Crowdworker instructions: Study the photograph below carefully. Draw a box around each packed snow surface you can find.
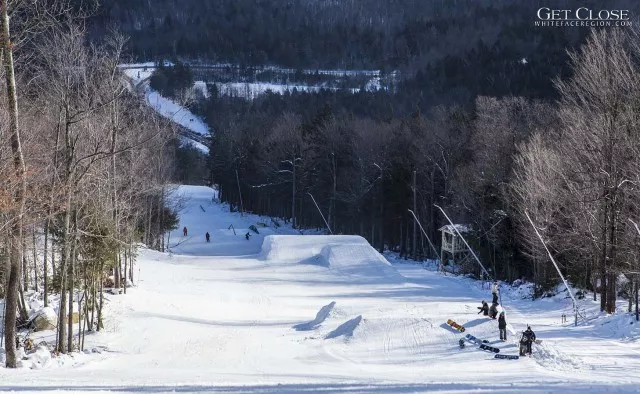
[3,185,640,392]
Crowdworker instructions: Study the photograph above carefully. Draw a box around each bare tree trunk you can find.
[145,201,152,246]
[123,249,127,294]
[57,194,71,353]
[77,294,81,349]
[43,219,49,306]
[90,276,96,331]
[18,280,27,321]
[97,261,104,331]
[329,154,336,230]
[32,226,38,293]
[67,209,78,353]
[412,170,417,260]
[113,255,120,289]
[629,280,633,313]
[600,209,607,312]
[43,123,61,308]
[291,160,295,228]
[22,237,28,290]
[129,246,134,283]
[635,275,638,321]
[159,186,165,252]
[51,242,56,279]
[235,168,244,217]
[378,183,384,254]
[4,239,21,368]
[2,0,27,368]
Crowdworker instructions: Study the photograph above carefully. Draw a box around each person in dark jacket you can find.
[183,226,188,236]
[498,311,507,341]
[521,326,536,355]
[477,300,489,316]
[489,303,498,319]
[205,232,210,242]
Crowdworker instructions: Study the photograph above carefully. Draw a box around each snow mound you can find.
[293,301,336,331]
[18,346,52,369]
[533,341,587,372]
[577,312,640,340]
[260,235,403,283]
[325,315,363,339]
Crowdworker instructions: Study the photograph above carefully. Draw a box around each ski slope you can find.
[2,185,640,393]
[120,64,210,154]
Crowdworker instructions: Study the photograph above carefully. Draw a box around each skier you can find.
[498,311,507,341]
[489,302,498,319]
[477,300,489,316]
[520,326,536,356]
[491,281,499,304]
[183,226,188,236]
[458,338,465,349]
[205,232,210,242]
[245,232,251,240]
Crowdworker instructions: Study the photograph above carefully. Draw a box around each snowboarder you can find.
[491,281,499,304]
[183,227,188,236]
[245,232,251,240]
[205,232,210,242]
[477,300,489,316]
[498,311,507,341]
[489,302,498,319]
[520,326,536,356]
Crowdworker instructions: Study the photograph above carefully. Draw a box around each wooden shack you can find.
[439,224,472,274]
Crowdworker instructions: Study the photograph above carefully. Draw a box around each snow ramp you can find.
[293,301,336,331]
[260,235,404,283]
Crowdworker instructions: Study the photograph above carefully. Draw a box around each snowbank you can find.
[13,345,108,370]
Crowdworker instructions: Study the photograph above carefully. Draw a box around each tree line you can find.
[208,28,640,318]
[78,0,636,84]
[0,2,178,368]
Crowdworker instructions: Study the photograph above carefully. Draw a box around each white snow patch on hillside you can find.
[144,89,209,136]
[120,67,210,154]
[213,82,361,99]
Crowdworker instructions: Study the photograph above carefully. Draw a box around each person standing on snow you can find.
[205,232,210,242]
[498,311,507,341]
[491,281,499,304]
[521,326,536,355]
[489,302,498,319]
[183,226,188,236]
[477,300,489,316]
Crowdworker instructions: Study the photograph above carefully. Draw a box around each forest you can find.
[0,1,179,369]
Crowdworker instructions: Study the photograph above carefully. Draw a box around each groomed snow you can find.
[3,185,640,393]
